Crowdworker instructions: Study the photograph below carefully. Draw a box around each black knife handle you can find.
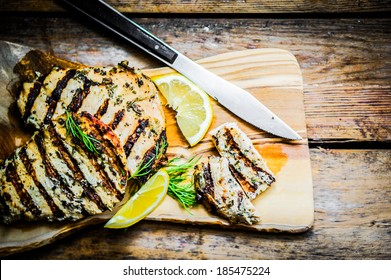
[62,0,178,64]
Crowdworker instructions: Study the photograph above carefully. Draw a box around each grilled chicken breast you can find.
[0,112,128,224]
[210,123,275,200]
[194,156,260,225]
[194,122,275,224]
[17,62,166,181]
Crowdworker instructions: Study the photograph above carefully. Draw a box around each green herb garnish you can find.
[65,111,100,155]
[128,155,155,180]
[128,138,168,180]
[165,156,200,213]
[126,137,199,212]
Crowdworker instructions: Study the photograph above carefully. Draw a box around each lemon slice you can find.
[104,169,169,229]
[152,73,213,146]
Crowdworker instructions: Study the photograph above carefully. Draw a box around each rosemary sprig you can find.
[65,111,100,155]
[165,156,201,212]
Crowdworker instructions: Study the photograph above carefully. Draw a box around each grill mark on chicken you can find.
[67,77,91,113]
[45,126,90,217]
[124,119,149,157]
[80,112,126,182]
[70,131,123,201]
[111,109,125,130]
[47,126,107,212]
[0,189,13,215]
[203,163,214,199]
[228,164,256,194]
[222,129,275,184]
[0,192,11,221]
[34,132,76,204]
[44,69,76,124]
[195,163,217,213]
[194,157,261,225]
[138,146,157,183]
[209,123,275,201]
[236,191,244,211]
[135,130,167,182]
[0,165,15,222]
[23,82,42,123]
[18,147,65,219]
[5,160,41,217]
[95,98,110,118]
[79,149,122,201]
[48,125,103,216]
[0,177,18,223]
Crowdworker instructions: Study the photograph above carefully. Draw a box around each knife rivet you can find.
[155,45,160,50]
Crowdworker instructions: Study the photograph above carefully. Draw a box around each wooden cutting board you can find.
[0,43,313,256]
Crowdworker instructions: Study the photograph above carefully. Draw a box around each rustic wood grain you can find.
[4,149,390,260]
[0,17,389,143]
[0,0,390,13]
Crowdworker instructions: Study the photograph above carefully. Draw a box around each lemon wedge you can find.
[104,169,169,229]
[152,73,213,147]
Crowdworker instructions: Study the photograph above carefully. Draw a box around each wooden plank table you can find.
[0,0,390,259]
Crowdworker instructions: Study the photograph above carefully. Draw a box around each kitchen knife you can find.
[62,0,301,140]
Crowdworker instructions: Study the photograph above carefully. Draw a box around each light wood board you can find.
[0,47,313,256]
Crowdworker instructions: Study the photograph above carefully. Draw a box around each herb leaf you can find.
[125,135,199,212]
[65,111,100,155]
[128,138,168,180]
[165,156,201,212]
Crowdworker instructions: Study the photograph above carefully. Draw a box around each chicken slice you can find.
[193,156,261,225]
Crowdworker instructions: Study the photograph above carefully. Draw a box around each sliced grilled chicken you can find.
[210,122,275,200]
[17,62,166,181]
[0,112,128,224]
[194,156,261,225]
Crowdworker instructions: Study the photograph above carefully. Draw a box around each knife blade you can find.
[62,0,301,140]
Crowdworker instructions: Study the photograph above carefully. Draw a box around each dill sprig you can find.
[126,136,199,212]
[65,111,100,155]
[128,155,155,180]
[128,138,168,180]
[165,156,201,212]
